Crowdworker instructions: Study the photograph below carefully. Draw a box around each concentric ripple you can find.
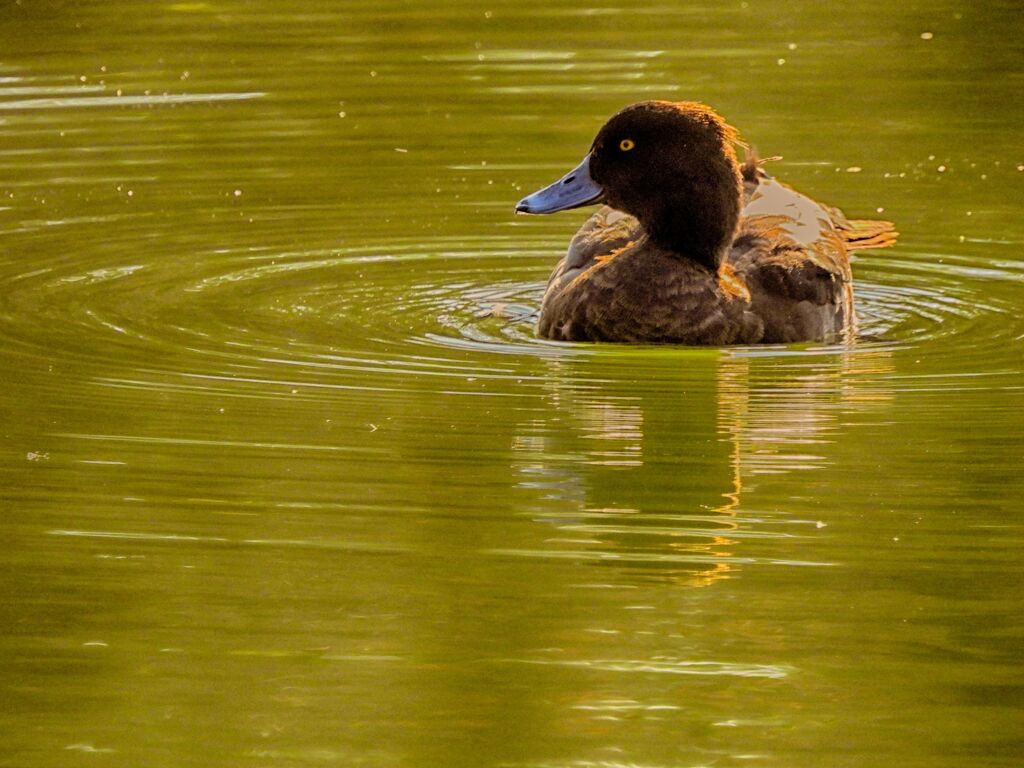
[2,227,1022,409]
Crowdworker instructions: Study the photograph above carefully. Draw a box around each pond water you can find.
[1,2,1022,766]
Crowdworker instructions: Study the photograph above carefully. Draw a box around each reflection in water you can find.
[511,347,895,587]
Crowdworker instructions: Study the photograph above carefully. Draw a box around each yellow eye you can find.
[619,138,635,152]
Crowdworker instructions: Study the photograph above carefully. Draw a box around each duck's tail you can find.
[834,215,899,250]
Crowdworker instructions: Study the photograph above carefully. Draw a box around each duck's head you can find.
[516,101,743,270]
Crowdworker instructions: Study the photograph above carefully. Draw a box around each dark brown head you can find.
[516,101,744,270]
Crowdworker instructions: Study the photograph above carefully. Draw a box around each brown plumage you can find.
[515,101,897,344]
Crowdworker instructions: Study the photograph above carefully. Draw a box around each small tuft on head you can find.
[740,148,782,182]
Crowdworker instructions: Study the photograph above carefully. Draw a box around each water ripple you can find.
[1,91,264,112]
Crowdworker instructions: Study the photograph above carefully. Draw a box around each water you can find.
[1,1,1022,766]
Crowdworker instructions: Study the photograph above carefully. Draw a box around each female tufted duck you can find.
[516,101,897,344]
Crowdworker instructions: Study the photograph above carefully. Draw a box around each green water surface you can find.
[1,1,1022,767]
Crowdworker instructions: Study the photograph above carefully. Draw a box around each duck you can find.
[515,101,897,344]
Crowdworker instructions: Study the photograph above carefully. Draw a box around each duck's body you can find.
[538,162,876,344]
[517,101,897,345]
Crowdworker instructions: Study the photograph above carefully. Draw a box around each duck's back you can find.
[729,165,856,343]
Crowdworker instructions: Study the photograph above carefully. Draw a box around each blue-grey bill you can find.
[515,153,604,214]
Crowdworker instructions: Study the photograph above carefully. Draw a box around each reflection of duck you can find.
[516,101,897,344]
[510,346,896,588]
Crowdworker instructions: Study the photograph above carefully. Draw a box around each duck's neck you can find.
[641,167,742,272]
